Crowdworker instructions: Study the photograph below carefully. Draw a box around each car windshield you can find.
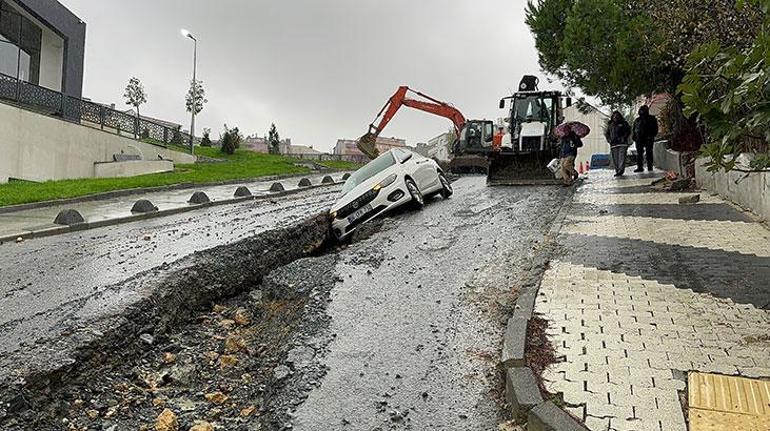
[341,151,396,195]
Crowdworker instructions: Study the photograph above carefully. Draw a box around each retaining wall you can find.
[695,157,770,221]
[94,160,174,178]
[0,102,195,183]
[653,141,696,178]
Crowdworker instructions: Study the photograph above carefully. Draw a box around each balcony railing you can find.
[0,72,191,147]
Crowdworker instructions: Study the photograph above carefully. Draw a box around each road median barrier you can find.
[131,199,158,213]
[53,209,85,225]
[188,191,211,204]
[270,182,285,192]
[322,176,335,184]
[298,178,312,187]
[234,186,252,197]
[0,182,341,245]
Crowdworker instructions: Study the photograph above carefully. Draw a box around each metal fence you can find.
[0,72,190,146]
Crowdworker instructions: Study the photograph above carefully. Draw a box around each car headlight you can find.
[373,174,397,191]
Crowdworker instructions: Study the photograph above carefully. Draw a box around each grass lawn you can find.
[0,147,316,207]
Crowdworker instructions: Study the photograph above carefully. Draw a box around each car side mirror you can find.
[401,153,413,163]
[499,99,505,109]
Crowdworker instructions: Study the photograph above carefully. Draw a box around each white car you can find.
[330,148,453,239]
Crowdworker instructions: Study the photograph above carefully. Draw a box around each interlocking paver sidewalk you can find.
[534,170,770,431]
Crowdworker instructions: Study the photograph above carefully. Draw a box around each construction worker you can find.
[559,130,583,186]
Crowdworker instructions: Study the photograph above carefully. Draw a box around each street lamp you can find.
[181,29,197,155]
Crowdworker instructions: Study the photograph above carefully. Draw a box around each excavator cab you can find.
[487,76,568,185]
[449,120,495,173]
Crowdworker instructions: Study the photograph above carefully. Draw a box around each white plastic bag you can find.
[547,158,561,173]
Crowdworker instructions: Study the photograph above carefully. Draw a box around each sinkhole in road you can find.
[0,212,355,430]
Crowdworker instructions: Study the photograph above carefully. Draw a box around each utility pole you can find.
[181,29,198,155]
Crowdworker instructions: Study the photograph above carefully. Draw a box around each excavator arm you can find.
[357,86,467,160]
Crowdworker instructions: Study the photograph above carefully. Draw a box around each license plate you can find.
[347,204,373,223]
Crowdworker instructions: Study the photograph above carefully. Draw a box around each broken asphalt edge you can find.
[500,184,589,431]
[0,212,334,417]
[0,182,338,244]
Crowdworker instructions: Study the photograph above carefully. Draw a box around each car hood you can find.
[330,167,399,212]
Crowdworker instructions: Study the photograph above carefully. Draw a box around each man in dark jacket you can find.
[559,131,583,186]
[632,105,659,172]
[605,111,631,177]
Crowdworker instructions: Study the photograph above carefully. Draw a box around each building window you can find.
[0,0,41,84]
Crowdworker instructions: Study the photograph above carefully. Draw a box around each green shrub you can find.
[220,125,243,155]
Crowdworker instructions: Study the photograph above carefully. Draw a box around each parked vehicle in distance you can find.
[330,148,453,239]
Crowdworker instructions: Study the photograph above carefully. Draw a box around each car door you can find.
[410,151,438,190]
[394,149,423,189]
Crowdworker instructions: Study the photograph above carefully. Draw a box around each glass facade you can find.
[0,0,41,83]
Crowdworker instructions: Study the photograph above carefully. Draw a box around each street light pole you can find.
[181,29,197,155]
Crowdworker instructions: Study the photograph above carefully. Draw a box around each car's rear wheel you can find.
[439,173,453,198]
[405,178,424,209]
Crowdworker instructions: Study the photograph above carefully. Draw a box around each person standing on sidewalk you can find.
[632,105,659,172]
[559,130,583,186]
[605,111,631,177]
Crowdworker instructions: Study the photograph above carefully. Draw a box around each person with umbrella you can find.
[555,122,588,186]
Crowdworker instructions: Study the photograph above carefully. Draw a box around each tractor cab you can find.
[498,76,566,154]
[453,119,495,155]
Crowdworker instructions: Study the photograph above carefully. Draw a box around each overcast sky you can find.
[59,0,564,152]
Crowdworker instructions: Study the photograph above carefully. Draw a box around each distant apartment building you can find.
[334,136,406,157]
[242,135,322,157]
[243,135,292,154]
[417,131,454,162]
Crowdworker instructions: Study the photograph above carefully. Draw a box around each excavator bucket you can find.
[356,133,380,160]
[487,151,562,186]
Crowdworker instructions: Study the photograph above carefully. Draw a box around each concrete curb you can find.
[0,170,346,214]
[501,184,588,430]
[0,182,338,244]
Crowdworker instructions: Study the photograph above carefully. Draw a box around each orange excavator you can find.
[357,86,499,173]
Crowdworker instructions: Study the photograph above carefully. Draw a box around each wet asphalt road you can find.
[292,176,569,430]
[0,186,341,357]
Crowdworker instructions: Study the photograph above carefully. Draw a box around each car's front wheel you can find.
[438,173,453,198]
[405,178,424,209]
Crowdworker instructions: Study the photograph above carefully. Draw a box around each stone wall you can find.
[653,141,696,178]
[696,157,770,221]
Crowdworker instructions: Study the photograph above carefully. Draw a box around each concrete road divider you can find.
[234,186,252,197]
[188,191,211,204]
[322,176,335,184]
[131,199,158,213]
[53,209,85,225]
[270,182,285,192]
[298,178,312,187]
[342,173,351,180]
